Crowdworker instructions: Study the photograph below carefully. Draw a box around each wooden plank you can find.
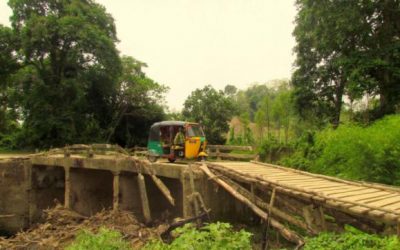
[209,152,256,160]
[278,179,334,184]
[295,181,347,187]
[265,176,317,181]
[322,187,367,195]
[334,189,383,199]
[379,202,400,211]
[296,183,346,189]
[207,145,253,151]
[311,185,350,191]
[365,196,400,207]
[236,170,295,176]
[232,168,289,174]
[351,192,397,203]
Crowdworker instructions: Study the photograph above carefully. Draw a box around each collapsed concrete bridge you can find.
[1,144,400,247]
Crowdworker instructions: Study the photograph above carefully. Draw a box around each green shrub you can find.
[312,115,400,185]
[66,227,130,250]
[281,115,400,185]
[143,222,252,250]
[304,226,400,250]
[258,136,294,163]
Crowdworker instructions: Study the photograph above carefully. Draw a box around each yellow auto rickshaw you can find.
[147,121,207,162]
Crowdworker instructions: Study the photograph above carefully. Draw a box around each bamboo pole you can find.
[200,164,304,247]
[319,206,327,231]
[140,162,175,206]
[150,175,175,206]
[220,175,313,234]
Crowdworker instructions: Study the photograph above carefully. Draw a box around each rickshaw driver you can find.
[174,127,185,145]
[172,127,185,157]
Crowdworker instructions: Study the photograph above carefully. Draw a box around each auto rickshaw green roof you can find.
[150,121,196,128]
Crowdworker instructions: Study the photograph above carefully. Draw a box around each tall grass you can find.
[282,115,400,185]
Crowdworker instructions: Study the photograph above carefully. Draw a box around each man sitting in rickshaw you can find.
[173,127,185,157]
[174,127,185,145]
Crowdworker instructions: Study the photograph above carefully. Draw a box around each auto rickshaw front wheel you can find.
[199,156,207,162]
[168,158,176,163]
[148,155,158,163]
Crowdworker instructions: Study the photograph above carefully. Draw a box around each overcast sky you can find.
[0,0,297,111]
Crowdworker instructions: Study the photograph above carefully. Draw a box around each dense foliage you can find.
[66,227,130,250]
[227,79,296,145]
[281,115,400,185]
[0,0,167,149]
[182,85,236,144]
[303,226,400,250]
[143,222,252,250]
[293,0,400,127]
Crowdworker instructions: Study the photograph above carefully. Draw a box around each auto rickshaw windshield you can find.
[187,125,205,137]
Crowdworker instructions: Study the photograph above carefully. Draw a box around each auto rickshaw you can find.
[147,121,207,162]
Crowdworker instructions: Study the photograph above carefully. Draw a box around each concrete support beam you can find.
[137,173,151,223]
[64,167,71,209]
[181,171,193,218]
[24,160,33,227]
[113,171,120,210]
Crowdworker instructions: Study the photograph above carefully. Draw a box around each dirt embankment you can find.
[0,204,168,249]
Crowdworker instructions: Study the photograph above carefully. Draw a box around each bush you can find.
[304,226,400,250]
[143,222,252,250]
[312,115,400,185]
[258,136,293,163]
[281,115,400,185]
[66,227,130,250]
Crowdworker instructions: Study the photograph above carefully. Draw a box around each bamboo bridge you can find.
[1,144,399,247]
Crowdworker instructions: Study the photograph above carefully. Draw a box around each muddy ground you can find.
[0,205,168,250]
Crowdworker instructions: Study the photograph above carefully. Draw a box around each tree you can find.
[271,86,293,144]
[224,84,238,97]
[7,0,122,148]
[182,85,235,144]
[108,56,167,147]
[292,0,400,127]
[0,25,20,147]
[242,84,269,121]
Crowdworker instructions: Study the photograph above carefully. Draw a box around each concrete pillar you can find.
[137,173,151,223]
[181,171,193,218]
[64,167,71,209]
[113,171,120,210]
[24,160,33,227]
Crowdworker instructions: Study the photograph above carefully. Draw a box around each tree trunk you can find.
[332,80,345,129]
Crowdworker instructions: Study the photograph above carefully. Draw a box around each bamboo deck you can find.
[206,161,400,225]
